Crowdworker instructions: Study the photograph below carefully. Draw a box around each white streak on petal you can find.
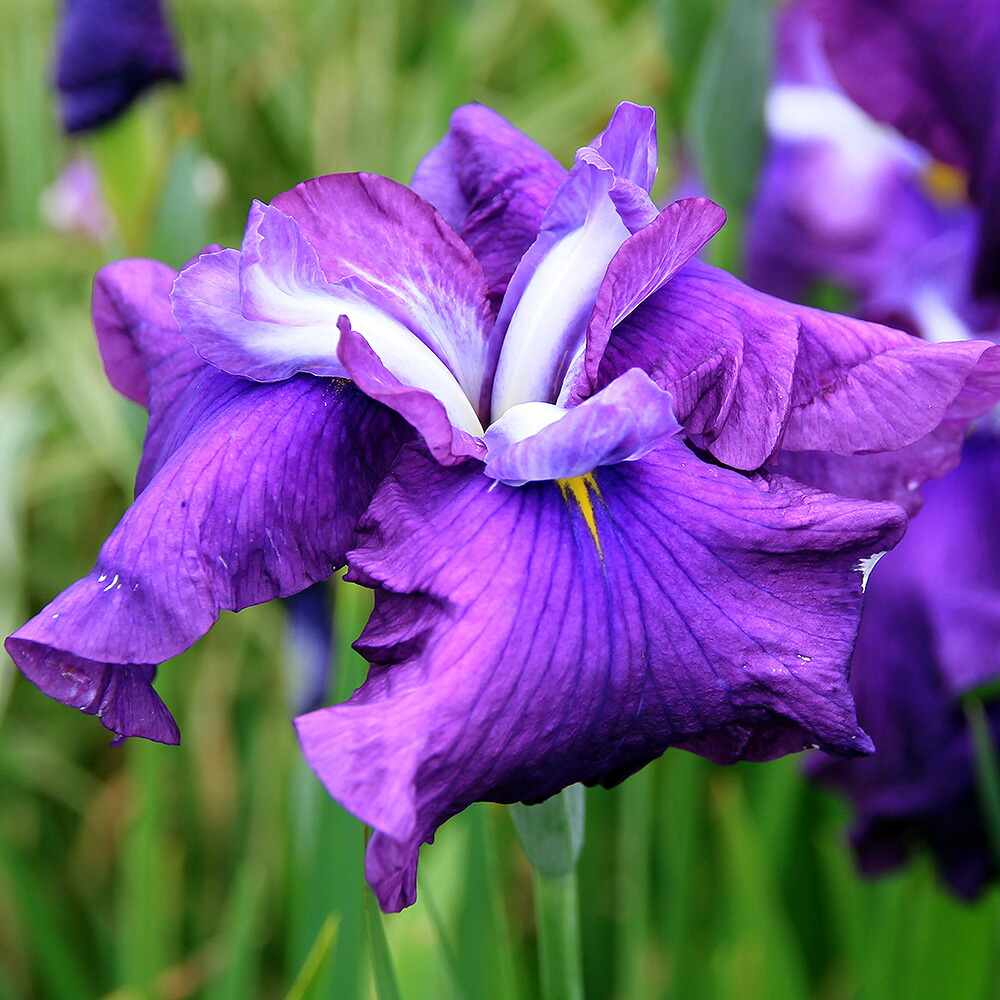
[856,551,886,592]
[491,195,630,416]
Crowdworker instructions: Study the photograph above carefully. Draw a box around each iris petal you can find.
[297,443,904,911]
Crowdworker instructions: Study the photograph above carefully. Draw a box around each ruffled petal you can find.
[7,373,407,743]
[780,297,1000,454]
[296,443,905,910]
[56,0,183,133]
[593,259,1000,482]
[172,201,485,436]
[592,261,801,469]
[563,198,727,405]
[411,104,566,311]
[483,369,680,486]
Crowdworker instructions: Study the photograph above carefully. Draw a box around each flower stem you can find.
[965,697,1000,864]
[533,867,584,1000]
[510,786,586,1000]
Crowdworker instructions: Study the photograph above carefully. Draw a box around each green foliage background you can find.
[0,0,997,997]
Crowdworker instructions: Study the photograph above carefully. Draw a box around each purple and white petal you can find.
[271,173,497,415]
[296,443,905,910]
[56,0,183,133]
[562,198,727,405]
[337,319,485,465]
[489,103,664,416]
[484,369,680,486]
[171,202,485,436]
[411,104,566,310]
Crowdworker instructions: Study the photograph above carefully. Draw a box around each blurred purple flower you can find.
[8,103,1000,910]
[797,0,1000,301]
[810,430,1000,898]
[56,0,183,133]
[747,3,1000,342]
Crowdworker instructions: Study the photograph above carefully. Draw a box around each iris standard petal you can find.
[483,369,680,486]
[56,0,183,133]
[270,173,496,416]
[295,442,905,910]
[411,104,566,311]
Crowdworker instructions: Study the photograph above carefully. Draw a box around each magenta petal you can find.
[296,443,905,910]
[411,104,566,311]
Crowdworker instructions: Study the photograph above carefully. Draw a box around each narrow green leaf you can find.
[686,0,773,257]
[284,914,340,1000]
[366,897,403,1000]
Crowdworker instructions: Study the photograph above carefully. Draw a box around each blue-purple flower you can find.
[746,2,1000,342]
[7,103,1000,910]
[56,0,183,133]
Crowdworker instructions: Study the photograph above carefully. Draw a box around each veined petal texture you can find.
[297,444,905,910]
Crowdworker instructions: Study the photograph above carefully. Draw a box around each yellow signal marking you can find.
[556,473,604,558]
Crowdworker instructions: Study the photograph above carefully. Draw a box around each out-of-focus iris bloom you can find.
[747,3,1000,343]
[749,0,1000,896]
[8,104,1000,911]
[809,431,1000,899]
[56,0,183,133]
[795,0,1000,302]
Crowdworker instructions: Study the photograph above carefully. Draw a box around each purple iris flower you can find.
[796,0,1000,301]
[7,103,1000,911]
[56,0,183,133]
[810,430,1000,898]
[747,3,999,342]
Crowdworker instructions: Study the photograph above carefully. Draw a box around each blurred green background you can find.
[1,0,997,997]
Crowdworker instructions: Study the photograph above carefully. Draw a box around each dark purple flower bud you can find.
[56,0,183,133]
